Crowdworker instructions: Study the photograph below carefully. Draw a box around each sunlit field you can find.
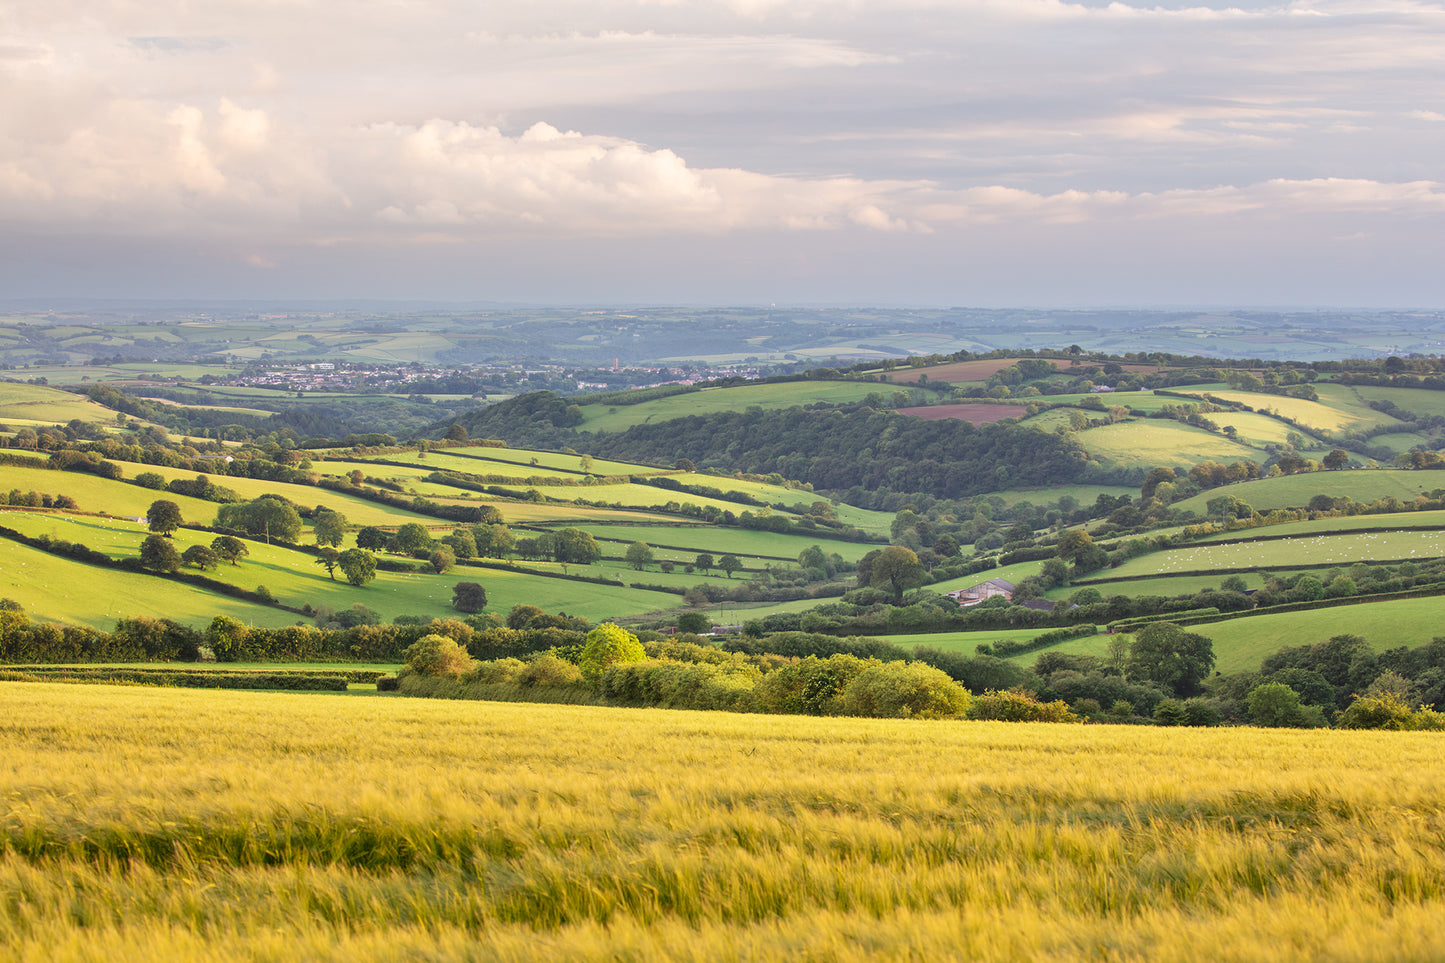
[2,683,1443,962]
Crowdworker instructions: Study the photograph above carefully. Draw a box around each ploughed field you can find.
[3,683,1443,962]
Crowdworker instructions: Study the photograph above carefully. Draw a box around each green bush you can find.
[578,623,645,684]
[967,689,1079,723]
[1338,693,1420,730]
[837,661,970,719]
[404,634,477,677]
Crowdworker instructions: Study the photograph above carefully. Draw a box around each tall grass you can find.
[2,682,1444,961]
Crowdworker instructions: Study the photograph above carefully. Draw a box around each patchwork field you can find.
[4,684,1444,962]
[1103,530,1445,580]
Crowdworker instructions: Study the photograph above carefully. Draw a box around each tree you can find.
[677,611,711,635]
[429,546,456,574]
[211,535,249,566]
[868,545,923,602]
[444,530,477,559]
[217,496,303,544]
[315,547,340,580]
[578,623,646,683]
[355,526,389,550]
[312,510,348,548]
[147,500,183,537]
[139,534,181,572]
[555,528,601,565]
[452,581,488,614]
[1128,622,1216,696]
[718,554,743,579]
[625,541,655,571]
[1247,682,1308,728]
[392,522,434,556]
[1323,448,1350,471]
[1056,529,1095,563]
[694,553,714,574]
[180,544,218,571]
[337,548,377,587]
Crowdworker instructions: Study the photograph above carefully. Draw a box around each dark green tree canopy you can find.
[147,499,183,537]
[1128,622,1216,697]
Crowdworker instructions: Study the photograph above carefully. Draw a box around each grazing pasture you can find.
[1104,529,1445,580]
[1172,469,1445,514]
[4,684,1444,962]
[576,381,886,433]
[894,403,1027,423]
[1076,420,1262,468]
[1186,389,1394,433]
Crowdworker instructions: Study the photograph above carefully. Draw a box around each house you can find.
[945,577,1016,606]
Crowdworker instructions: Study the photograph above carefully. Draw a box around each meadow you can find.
[1102,529,1445,580]
[576,381,888,432]
[1075,420,1262,469]
[3,683,1444,962]
[1172,469,1445,514]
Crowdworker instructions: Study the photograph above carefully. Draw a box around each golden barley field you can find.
[2,682,1444,962]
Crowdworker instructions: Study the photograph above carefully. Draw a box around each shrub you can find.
[837,661,970,719]
[404,633,477,677]
[1337,693,1418,730]
[578,623,646,684]
[518,653,584,687]
[375,675,400,691]
[967,688,1079,723]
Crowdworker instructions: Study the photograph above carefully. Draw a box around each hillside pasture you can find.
[0,466,223,521]
[0,382,122,426]
[1183,389,1394,434]
[565,523,879,563]
[1197,595,1445,672]
[1200,410,1299,448]
[1076,420,1263,469]
[1172,469,1445,514]
[576,381,886,433]
[5,686,1445,962]
[1346,384,1445,420]
[894,403,1027,423]
[1102,529,1445,580]
[0,535,301,630]
[1194,510,1445,543]
[875,358,1037,383]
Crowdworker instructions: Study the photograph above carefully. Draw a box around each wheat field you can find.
[2,682,1443,961]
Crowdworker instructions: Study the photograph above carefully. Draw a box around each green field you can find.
[1103,529,1445,580]
[1075,420,1263,469]
[1197,595,1445,672]
[567,524,879,563]
[1187,389,1393,434]
[0,382,123,426]
[1195,510,1445,543]
[5,684,1445,961]
[1173,469,1445,514]
[1045,572,1268,600]
[577,382,887,433]
[1347,384,1445,420]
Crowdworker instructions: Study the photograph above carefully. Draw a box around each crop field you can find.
[1200,410,1298,447]
[1076,421,1262,468]
[5,685,1445,962]
[576,382,886,433]
[1172,469,1445,514]
[1103,530,1445,580]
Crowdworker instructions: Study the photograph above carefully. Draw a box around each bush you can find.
[578,623,646,684]
[1337,693,1419,730]
[837,661,970,719]
[518,653,584,687]
[967,688,1079,723]
[376,675,400,691]
[404,633,478,677]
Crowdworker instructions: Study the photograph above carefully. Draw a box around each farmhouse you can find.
[946,578,1016,606]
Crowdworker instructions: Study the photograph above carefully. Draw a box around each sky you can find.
[2,0,1443,307]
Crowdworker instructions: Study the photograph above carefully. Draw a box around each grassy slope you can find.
[576,381,886,432]
[568,524,878,562]
[1173,469,1445,514]
[1075,421,1264,469]
[4,685,1445,962]
[1102,529,1445,580]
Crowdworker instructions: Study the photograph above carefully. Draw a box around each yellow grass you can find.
[2,684,1444,961]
